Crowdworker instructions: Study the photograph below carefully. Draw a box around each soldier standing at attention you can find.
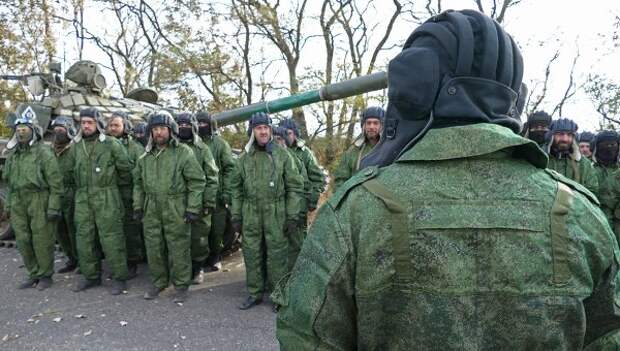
[276,9,620,349]
[175,112,219,284]
[4,108,63,290]
[107,111,145,278]
[195,111,237,271]
[72,108,131,295]
[333,106,384,190]
[50,116,79,273]
[133,111,206,303]
[232,113,303,311]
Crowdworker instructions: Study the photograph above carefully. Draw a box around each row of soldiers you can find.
[522,111,620,240]
[4,104,347,306]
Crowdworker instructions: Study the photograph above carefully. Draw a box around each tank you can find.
[0,61,168,241]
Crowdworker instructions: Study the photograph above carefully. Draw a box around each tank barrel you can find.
[213,71,387,126]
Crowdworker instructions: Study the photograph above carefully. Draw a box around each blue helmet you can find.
[549,118,578,135]
[360,106,385,127]
[280,118,299,137]
[247,112,272,136]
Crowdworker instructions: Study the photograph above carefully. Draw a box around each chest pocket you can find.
[362,178,552,294]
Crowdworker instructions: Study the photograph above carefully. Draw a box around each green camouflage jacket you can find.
[276,123,620,350]
[203,134,236,206]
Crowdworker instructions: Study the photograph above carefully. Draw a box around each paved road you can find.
[0,247,278,351]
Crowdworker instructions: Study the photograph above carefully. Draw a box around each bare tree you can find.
[473,0,522,23]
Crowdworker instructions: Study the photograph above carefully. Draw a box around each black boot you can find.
[17,277,38,289]
[36,277,53,291]
[173,287,189,303]
[72,277,101,292]
[239,296,262,310]
[144,285,164,300]
[57,259,78,274]
[110,280,127,295]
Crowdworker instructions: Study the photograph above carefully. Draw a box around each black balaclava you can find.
[594,130,619,166]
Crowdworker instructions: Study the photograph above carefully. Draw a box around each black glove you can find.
[231,219,242,234]
[184,211,200,224]
[47,210,62,222]
[285,219,298,237]
[132,209,144,222]
[203,207,214,216]
[1,211,10,221]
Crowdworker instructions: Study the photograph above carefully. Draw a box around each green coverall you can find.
[54,143,78,264]
[284,147,309,272]
[133,141,206,289]
[4,142,63,279]
[203,134,236,257]
[118,135,145,264]
[72,134,131,281]
[184,140,219,266]
[231,142,303,299]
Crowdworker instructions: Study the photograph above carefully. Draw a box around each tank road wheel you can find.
[0,188,14,241]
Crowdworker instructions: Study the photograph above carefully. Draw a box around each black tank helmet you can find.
[360,106,386,128]
[362,9,524,168]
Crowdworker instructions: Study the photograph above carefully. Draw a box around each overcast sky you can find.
[58,0,619,134]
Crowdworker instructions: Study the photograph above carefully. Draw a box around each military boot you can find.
[110,280,127,295]
[57,259,78,274]
[173,287,189,303]
[17,277,38,289]
[144,285,164,300]
[36,277,53,291]
[73,277,101,292]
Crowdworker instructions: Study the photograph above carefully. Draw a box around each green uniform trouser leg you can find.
[143,196,192,289]
[208,204,227,256]
[120,185,145,264]
[11,191,56,279]
[55,193,77,262]
[74,189,129,281]
[242,200,288,298]
[191,214,211,265]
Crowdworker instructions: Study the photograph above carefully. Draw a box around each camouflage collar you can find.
[397,123,548,169]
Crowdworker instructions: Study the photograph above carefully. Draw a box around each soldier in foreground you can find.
[72,108,131,295]
[107,111,145,278]
[133,111,206,303]
[231,113,303,311]
[544,118,599,195]
[51,116,79,273]
[332,106,384,190]
[592,130,620,239]
[578,131,595,160]
[195,111,237,271]
[4,109,63,290]
[175,112,219,284]
[276,9,620,349]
